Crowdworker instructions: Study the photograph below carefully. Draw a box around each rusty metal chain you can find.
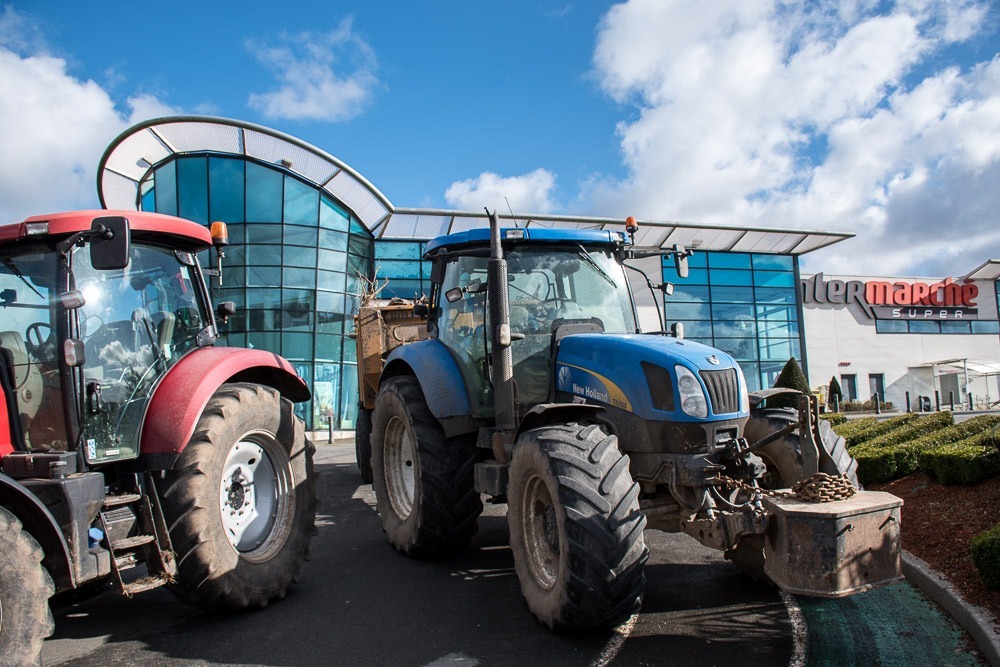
[715,472,857,503]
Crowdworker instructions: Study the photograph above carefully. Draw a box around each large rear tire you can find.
[507,423,647,631]
[0,507,54,667]
[728,407,859,580]
[160,383,317,611]
[371,375,482,557]
[355,404,373,483]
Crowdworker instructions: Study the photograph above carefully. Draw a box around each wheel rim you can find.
[521,474,560,589]
[383,415,417,519]
[219,431,293,560]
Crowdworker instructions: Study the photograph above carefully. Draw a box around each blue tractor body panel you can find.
[555,334,748,423]
[383,338,471,420]
[424,227,628,256]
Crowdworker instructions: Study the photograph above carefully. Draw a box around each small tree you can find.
[768,357,811,409]
[828,376,843,410]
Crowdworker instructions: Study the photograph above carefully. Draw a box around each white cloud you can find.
[0,8,178,223]
[246,18,379,123]
[445,169,560,214]
[587,0,999,276]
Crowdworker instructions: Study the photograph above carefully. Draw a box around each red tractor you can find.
[0,210,317,665]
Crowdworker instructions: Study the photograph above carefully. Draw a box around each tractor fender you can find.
[381,339,474,436]
[0,472,74,590]
[515,403,608,440]
[140,347,310,466]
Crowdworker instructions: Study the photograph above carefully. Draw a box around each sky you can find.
[1,0,998,278]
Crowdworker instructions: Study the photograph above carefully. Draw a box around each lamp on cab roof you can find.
[625,216,639,244]
[209,221,229,288]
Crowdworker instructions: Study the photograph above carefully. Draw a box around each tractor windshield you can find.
[436,243,636,416]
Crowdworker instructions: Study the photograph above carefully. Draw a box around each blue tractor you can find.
[362,211,895,631]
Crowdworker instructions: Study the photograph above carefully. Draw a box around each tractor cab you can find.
[0,211,221,462]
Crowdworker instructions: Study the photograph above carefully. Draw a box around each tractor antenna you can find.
[505,197,520,228]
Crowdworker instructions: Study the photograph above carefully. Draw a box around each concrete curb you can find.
[902,550,1000,666]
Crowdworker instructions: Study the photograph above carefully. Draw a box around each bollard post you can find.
[873,393,881,415]
[326,407,335,444]
[968,393,974,411]
[935,390,940,411]
[949,391,955,411]
[905,391,911,413]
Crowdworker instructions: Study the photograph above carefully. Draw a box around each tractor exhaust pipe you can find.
[486,209,517,456]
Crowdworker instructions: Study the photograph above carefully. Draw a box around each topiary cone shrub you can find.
[828,376,843,410]
[767,358,811,409]
[971,524,1000,590]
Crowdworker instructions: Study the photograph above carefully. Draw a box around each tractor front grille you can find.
[700,368,740,415]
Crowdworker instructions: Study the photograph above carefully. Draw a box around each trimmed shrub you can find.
[853,413,992,485]
[767,358,812,409]
[971,524,1000,590]
[919,428,1000,485]
[853,412,955,452]
[832,416,877,440]
[839,413,923,449]
[828,376,843,408]
[821,413,847,426]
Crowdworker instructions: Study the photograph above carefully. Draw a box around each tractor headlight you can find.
[675,365,708,418]
[736,364,750,413]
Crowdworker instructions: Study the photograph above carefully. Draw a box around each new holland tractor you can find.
[357,211,901,632]
[0,210,317,665]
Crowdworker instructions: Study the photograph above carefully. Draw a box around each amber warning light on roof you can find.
[210,221,229,247]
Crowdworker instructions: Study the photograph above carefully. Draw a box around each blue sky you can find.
[2,1,999,277]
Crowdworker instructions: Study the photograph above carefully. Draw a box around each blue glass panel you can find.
[247,224,283,244]
[671,285,710,302]
[972,320,1000,333]
[713,320,758,338]
[713,338,758,361]
[284,225,318,247]
[343,340,358,363]
[711,286,754,303]
[708,253,751,269]
[756,304,796,321]
[752,254,793,270]
[315,334,343,362]
[248,331,280,352]
[711,303,755,320]
[663,266,708,284]
[284,177,319,226]
[316,291,347,313]
[940,321,971,334]
[758,338,801,361]
[222,333,247,348]
[376,242,423,261]
[284,246,318,268]
[347,253,369,277]
[319,248,348,271]
[875,320,907,333]
[710,269,752,286]
[177,157,209,224]
[317,271,346,292]
[672,320,713,337]
[246,288,282,309]
[209,157,245,223]
[754,287,797,304]
[667,302,710,320]
[225,223,245,244]
[216,288,245,308]
[141,185,155,212]
[319,228,349,252]
[316,311,347,335]
[223,245,245,265]
[154,161,177,216]
[664,252,707,268]
[247,244,283,265]
[319,198,350,231]
[909,321,940,333]
[282,333,312,360]
[219,265,245,286]
[349,219,369,236]
[382,280,425,299]
[313,362,342,425]
[291,363,313,428]
[759,320,800,336]
[248,266,281,287]
[753,271,796,288]
[378,259,423,279]
[283,267,316,289]
[249,309,281,331]
[350,235,374,258]
[739,362,761,392]
[246,162,283,222]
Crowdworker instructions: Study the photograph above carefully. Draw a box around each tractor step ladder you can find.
[99,477,177,597]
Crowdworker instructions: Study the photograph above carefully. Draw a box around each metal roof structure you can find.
[98,115,854,256]
[963,259,1000,282]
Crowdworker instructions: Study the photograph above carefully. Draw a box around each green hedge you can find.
[852,414,994,485]
[820,413,848,426]
[832,416,877,442]
[919,428,1000,485]
[837,413,923,449]
[971,523,1000,590]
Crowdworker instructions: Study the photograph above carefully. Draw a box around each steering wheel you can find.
[25,322,54,360]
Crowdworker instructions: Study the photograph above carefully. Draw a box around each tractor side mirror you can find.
[216,301,236,323]
[90,216,130,270]
[673,244,689,279]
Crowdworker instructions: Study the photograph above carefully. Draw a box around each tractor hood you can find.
[554,334,749,422]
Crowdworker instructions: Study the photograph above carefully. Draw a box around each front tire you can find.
[160,383,317,611]
[507,423,647,631]
[0,507,54,667]
[355,405,373,483]
[371,375,482,557]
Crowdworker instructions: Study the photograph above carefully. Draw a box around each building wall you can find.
[801,273,1000,409]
